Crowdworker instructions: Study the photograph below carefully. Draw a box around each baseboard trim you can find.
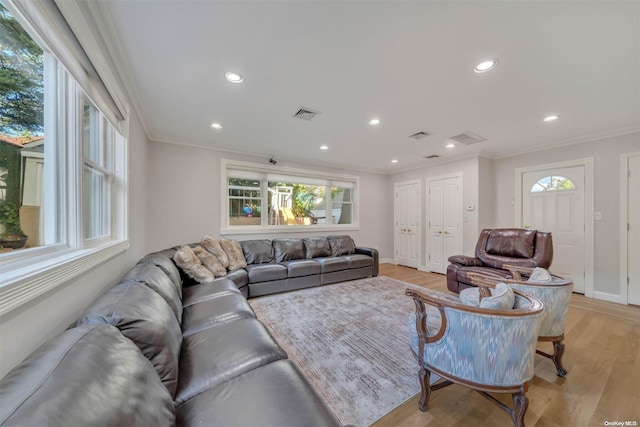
[379,258,395,264]
[593,291,626,305]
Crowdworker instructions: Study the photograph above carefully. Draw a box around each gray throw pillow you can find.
[327,235,356,256]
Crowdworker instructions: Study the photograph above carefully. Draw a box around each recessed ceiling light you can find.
[369,118,380,125]
[446,143,455,149]
[320,145,329,150]
[210,122,222,129]
[474,59,498,73]
[391,159,398,163]
[224,72,244,83]
[543,115,559,122]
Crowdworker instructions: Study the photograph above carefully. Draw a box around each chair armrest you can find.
[447,255,483,266]
[405,289,448,344]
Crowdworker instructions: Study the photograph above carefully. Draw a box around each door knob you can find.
[437,230,442,234]
[444,230,449,234]
[524,224,530,229]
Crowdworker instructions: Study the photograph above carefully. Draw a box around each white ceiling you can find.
[102,1,639,174]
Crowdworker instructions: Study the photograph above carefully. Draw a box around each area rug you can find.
[248,276,441,426]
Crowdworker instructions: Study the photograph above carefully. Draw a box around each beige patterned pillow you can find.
[173,246,214,283]
[193,246,227,277]
[201,235,230,268]
[220,238,248,271]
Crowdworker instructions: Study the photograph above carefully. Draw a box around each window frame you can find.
[0,1,129,316]
[221,159,360,234]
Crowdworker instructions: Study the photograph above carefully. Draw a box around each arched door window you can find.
[530,175,575,192]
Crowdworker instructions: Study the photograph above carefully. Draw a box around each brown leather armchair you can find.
[446,228,553,293]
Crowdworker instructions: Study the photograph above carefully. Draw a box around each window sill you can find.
[0,240,129,316]
[221,224,360,235]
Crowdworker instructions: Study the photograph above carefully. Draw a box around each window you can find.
[0,1,129,315]
[531,176,575,192]
[222,159,358,232]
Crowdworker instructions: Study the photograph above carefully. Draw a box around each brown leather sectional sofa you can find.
[446,228,553,293]
[0,235,378,426]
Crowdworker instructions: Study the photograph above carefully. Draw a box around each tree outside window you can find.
[0,4,44,249]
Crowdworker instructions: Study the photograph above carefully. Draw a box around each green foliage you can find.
[0,201,23,235]
[0,4,44,135]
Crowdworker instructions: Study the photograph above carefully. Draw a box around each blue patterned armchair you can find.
[405,286,543,427]
[469,265,574,376]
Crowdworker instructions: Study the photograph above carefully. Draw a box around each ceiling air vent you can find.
[424,154,440,159]
[409,131,431,140]
[293,107,320,121]
[449,132,486,145]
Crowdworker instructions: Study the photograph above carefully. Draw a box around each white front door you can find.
[395,181,420,268]
[523,166,586,293]
[428,176,462,274]
[627,154,640,305]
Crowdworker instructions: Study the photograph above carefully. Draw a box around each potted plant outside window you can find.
[0,202,28,249]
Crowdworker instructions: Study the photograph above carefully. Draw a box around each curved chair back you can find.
[406,287,543,426]
[407,288,543,389]
[469,266,573,377]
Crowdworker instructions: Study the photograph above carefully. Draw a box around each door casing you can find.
[515,158,594,298]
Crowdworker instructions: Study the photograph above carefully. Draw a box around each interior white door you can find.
[429,176,462,274]
[627,155,640,305]
[395,182,419,268]
[523,166,585,293]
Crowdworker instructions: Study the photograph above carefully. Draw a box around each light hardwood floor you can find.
[373,264,640,427]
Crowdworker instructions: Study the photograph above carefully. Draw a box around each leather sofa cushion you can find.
[175,360,342,427]
[0,324,175,427]
[273,238,305,262]
[315,256,350,273]
[486,229,536,258]
[175,318,287,405]
[215,268,249,288]
[303,237,332,259]
[139,252,183,290]
[182,279,240,308]
[122,263,183,322]
[75,282,182,397]
[342,254,373,269]
[280,259,322,278]
[181,293,256,337]
[240,239,275,264]
[246,263,288,283]
[327,235,356,256]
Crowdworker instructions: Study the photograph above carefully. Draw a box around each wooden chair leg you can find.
[511,392,528,427]
[418,367,431,411]
[552,339,568,377]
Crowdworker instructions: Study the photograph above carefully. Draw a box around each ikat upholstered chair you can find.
[469,265,574,377]
[405,286,543,427]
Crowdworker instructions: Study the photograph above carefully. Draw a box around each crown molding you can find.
[490,125,640,160]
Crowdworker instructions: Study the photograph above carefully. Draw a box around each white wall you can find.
[389,156,482,269]
[492,132,640,297]
[0,110,150,378]
[146,141,393,258]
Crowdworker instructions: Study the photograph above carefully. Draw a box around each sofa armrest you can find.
[447,255,483,267]
[355,247,379,276]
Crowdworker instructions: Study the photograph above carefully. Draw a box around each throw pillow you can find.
[220,238,248,270]
[193,245,227,277]
[173,245,215,283]
[201,235,230,268]
[528,267,552,283]
[479,282,516,310]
